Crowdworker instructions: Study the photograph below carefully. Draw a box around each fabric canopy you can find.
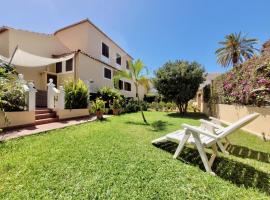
[0,48,74,67]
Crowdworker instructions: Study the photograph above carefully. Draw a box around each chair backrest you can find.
[217,113,260,139]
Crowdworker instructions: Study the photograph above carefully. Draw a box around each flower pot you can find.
[96,111,103,120]
[113,109,120,115]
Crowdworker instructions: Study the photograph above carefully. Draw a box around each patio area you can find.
[0,115,112,141]
[0,112,269,199]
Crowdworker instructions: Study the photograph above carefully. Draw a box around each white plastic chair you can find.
[152,113,259,175]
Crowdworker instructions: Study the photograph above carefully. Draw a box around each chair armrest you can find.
[209,117,231,126]
[200,119,224,130]
[209,116,223,125]
[182,123,218,139]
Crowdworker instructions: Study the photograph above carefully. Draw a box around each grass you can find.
[0,111,269,199]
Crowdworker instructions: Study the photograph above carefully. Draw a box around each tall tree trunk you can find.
[232,53,238,67]
[136,84,148,124]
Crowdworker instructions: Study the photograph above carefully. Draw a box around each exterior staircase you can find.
[35,108,59,125]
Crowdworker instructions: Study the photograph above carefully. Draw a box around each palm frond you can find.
[215,32,258,67]
[138,76,150,91]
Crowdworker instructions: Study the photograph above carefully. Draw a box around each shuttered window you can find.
[119,80,123,90]
[116,53,121,65]
[56,62,62,73]
[104,67,112,79]
[66,59,73,71]
[102,43,109,58]
[124,82,131,91]
[126,61,130,69]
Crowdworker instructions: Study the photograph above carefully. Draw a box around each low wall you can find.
[209,104,270,140]
[0,111,35,129]
[56,109,89,120]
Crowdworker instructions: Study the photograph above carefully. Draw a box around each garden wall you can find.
[209,104,270,140]
[56,109,89,120]
[0,111,35,129]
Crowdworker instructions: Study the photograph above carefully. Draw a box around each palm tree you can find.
[114,59,150,124]
[215,32,258,67]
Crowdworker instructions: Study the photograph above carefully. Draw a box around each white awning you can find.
[0,48,74,67]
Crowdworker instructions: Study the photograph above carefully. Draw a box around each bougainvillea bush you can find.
[213,54,270,106]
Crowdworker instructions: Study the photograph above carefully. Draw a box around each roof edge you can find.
[54,19,133,59]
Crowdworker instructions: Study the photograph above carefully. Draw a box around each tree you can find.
[154,60,205,114]
[114,59,150,124]
[215,32,258,67]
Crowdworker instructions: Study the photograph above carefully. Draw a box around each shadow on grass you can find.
[153,141,270,195]
[167,112,208,120]
[227,144,270,164]
[125,120,172,132]
[125,121,150,126]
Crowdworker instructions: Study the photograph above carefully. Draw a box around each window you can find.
[124,82,131,91]
[66,59,73,71]
[56,62,62,73]
[126,61,130,69]
[104,67,112,79]
[102,43,109,58]
[119,80,123,90]
[116,53,121,65]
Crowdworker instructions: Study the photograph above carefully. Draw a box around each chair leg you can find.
[217,141,229,155]
[209,144,218,168]
[173,131,190,159]
[192,133,215,175]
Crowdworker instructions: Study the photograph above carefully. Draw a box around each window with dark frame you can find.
[116,53,121,65]
[126,60,130,69]
[104,67,112,79]
[119,80,123,90]
[66,59,73,71]
[124,82,131,91]
[102,43,109,58]
[56,62,62,73]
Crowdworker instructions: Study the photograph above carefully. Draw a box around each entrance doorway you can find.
[47,74,57,87]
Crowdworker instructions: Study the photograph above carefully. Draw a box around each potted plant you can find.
[110,98,121,115]
[91,98,105,120]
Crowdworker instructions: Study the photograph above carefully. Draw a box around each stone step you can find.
[35,109,53,115]
[35,113,56,120]
[35,117,59,126]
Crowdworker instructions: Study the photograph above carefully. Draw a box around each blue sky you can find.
[1,0,270,75]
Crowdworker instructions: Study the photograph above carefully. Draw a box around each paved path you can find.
[0,115,112,141]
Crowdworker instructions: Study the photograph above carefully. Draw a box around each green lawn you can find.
[0,112,269,199]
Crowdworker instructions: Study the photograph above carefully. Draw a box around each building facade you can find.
[0,19,147,107]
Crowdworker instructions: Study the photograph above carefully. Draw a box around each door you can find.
[47,74,57,87]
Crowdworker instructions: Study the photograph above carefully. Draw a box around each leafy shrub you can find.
[123,100,140,113]
[0,64,26,112]
[211,52,270,106]
[148,102,159,111]
[0,78,27,111]
[110,99,121,110]
[203,84,211,103]
[148,101,176,112]
[187,101,199,112]
[140,101,148,111]
[143,93,157,103]
[97,87,123,108]
[165,102,177,111]
[90,98,106,113]
[64,79,89,109]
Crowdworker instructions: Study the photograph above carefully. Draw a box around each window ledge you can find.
[101,55,110,64]
[116,63,122,69]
